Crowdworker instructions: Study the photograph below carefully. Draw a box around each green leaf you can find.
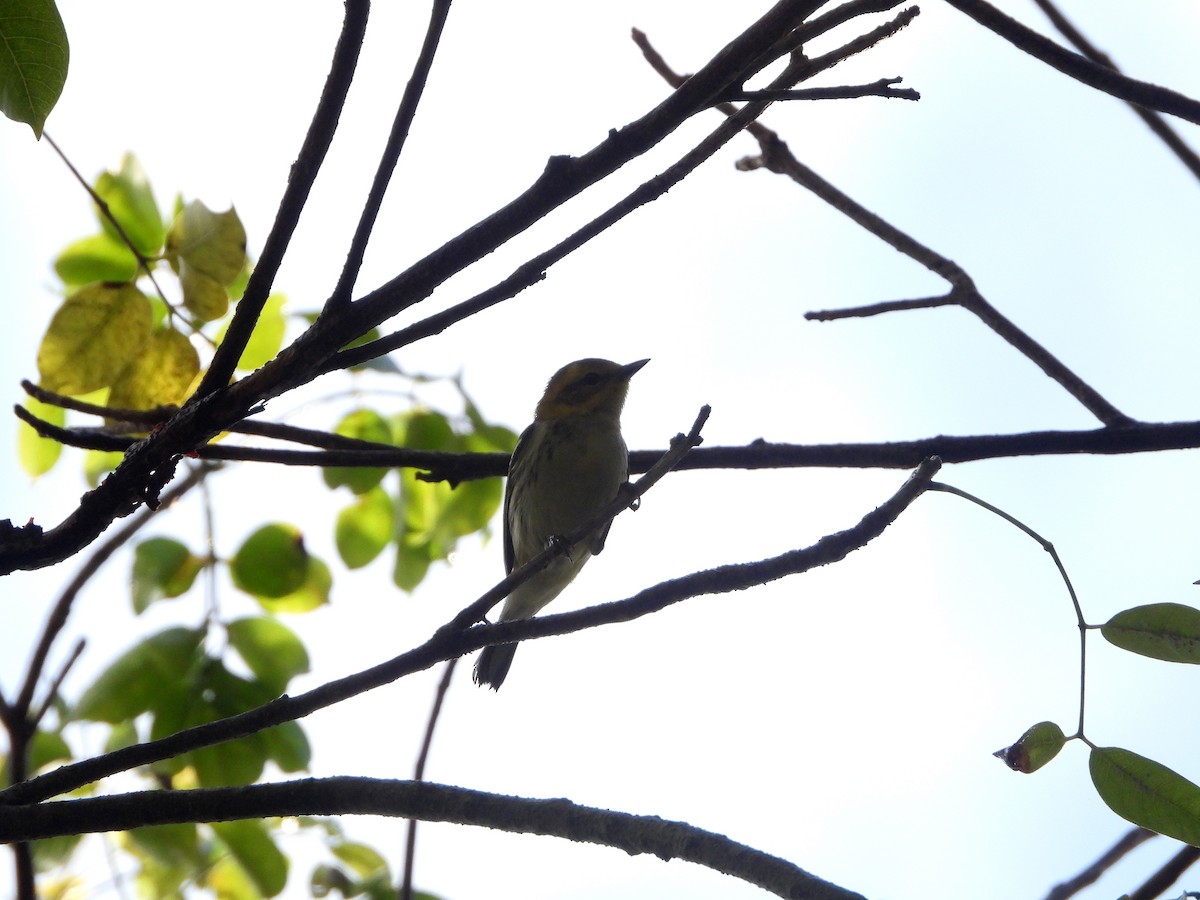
[29,729,72,772]
[401,409,458,452]
[167,200,246,285]
[126,823,200,869]
[211,820,288,898]
[439,476,502,541]
[227,617,310,693]
[37,282,153,394]
[331,841,388,880]
[2,729,71,786]
[32,832,83,873]
[232,524,309,600]
[83,448,124,487]
[994,721,1066,774]
[109,327,199,413]
[323,408,392,494]
[166,200,247,322]
[335,486,394,569]
[54,232,139,286]
[216,293,286,371]
[73,627,203,723]
[204,852,259,900]
[132,537,202,614]
[261,721,311,773]
[393,535,432,593]
[256,556,331,614]
[94,154,165,256]
[17,395,65,477]
[189,664,272,787]
[1090,746,1200,845]
[1102,603,1200,664]
[0,0,68,137]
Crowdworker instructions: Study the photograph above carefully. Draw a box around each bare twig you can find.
[942,0,1200,125]
[322,9,917,374]
[195,0,370,396]
[1029,0,1200,182]
[1127,844,1200,900]
[632,30,1133,428]
[327,0,454,310]
[22,380,176,426]
[725,78,919,102]
[1044,826,1157,900]
[398,658,457,900]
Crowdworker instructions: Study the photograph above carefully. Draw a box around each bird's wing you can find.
[503,423,537,574]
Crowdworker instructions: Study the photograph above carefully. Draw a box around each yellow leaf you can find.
[179,262,230,322]
[109,328,200,411]
[37,283,153,395]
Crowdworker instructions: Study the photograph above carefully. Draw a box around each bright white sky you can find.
[3,2,1200,899]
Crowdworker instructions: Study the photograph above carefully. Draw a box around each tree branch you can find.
[725,78,920,102]
[0,777,868,900]
[195,0,370,396]
[0,0,851,576]
[1029,0,1200,183]
[634,29,1133,428]
[0,453,938,807]
[942,0,1200,125]
[326,0,454,311]
[1044,826,1157,900]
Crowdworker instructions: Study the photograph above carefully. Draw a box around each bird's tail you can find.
[473,642,518,690]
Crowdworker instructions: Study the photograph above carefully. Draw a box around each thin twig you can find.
[14,464,212,716]
[327,0,454,311]
[22,380,176,425]
[398,658,457,900]
[322,10,918,374]
[633,30,1134,427]
[942,0,1200,125]
[30,639,85,729]
[1029,0,1200,183]
[194,0,370,396]
[1044,826,1157,900]
[725,78,920,102]
[928,482,1088,735]
[1127,843,1200,900]
[40,134,195,337]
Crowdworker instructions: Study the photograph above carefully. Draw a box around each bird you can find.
[473,357,648,690]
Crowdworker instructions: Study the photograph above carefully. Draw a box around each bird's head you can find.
[535,358,649,421]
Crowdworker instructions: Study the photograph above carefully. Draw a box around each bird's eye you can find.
[580,373,601,386]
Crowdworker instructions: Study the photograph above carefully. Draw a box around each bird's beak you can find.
[620,359,650,380]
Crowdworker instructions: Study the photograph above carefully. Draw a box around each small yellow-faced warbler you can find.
[473,358,648,690]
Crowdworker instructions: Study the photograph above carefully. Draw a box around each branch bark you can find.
[0,777,868,900]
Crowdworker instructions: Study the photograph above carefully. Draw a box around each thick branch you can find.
[0,778,867,900]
